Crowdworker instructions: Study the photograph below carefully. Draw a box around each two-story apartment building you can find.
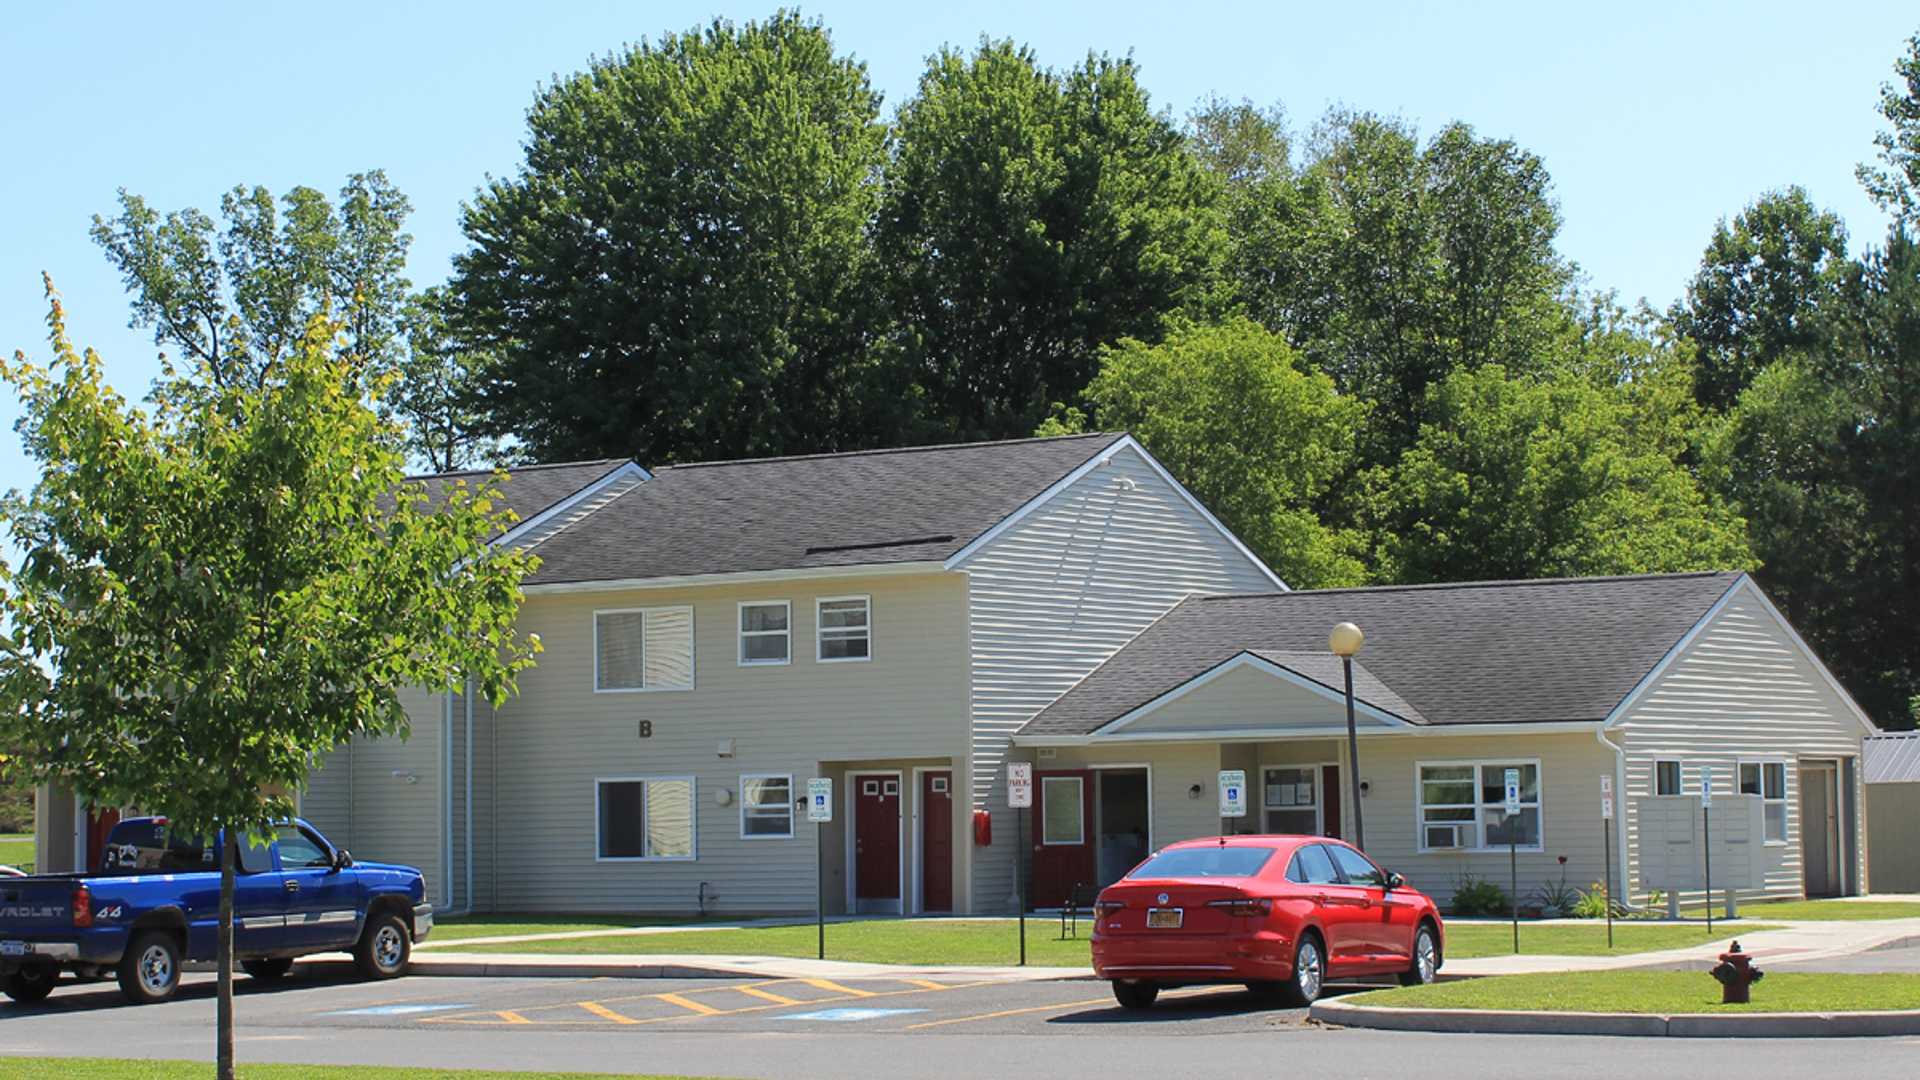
[33,431,1877,912]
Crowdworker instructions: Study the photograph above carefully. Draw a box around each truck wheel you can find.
[3,965,57,1004]
[118,930,182,1005]
[354,912,411,980]
[242,958,294,981]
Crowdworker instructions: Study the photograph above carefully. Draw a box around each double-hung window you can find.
[740,775,794,839]
[1655,760,1683,796]
[595,607,694,691]
[1418,761,1542,851]
[1739,760,1788,843]
[817,596,871,662]
[596,777,695,860]
[738,602,791,666]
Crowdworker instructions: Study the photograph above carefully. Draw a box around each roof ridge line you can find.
[1194,570,1739,601]
[406,458,629,482]
[657,432,1125,470]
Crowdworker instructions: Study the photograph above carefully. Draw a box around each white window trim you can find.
[593,776,698,862]
[1040,776,1085,846]
[1654,758,1684,797]
[1260,762,1331,836]
[737,600,792,667]
[1739,757,1792,846]
[739,773,795,840]
[593,606,696,693]
[816,594,872,664]
[1414,758,1545,854]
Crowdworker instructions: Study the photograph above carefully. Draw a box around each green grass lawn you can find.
[1444,922,1780,959]
[427,915,702,943]
[457,917,1097,967]
[1683,898,1920,921]
[0,1061,718,1080]
[0,832,32,871]
[1350,970,1920,1013]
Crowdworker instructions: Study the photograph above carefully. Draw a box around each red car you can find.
[1090,835,1443,1009]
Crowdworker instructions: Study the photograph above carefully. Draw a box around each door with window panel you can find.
[1263,767,1320,835]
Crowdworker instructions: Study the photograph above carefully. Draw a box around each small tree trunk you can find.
[217,829,236,1080]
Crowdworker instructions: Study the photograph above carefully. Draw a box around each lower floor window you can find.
[1419,762,1541,851]
[597,777,695,859]
[1739,761,1788,843]
[741,775,794,838]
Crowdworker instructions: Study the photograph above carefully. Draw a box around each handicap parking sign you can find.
[807,777,833,823]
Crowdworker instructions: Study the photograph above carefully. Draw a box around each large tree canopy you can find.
[878,42,1225,442]
[454,12,890,465]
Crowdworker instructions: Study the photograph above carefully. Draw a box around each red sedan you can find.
[1090,835,1443,1009]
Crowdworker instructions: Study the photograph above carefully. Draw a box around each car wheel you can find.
[355,912,411,980]
[117,930,182,1005]
[1279,932,1324,1007]
[1400,923,1441,987]
[242,958,295,982]
[1111,979,1160,1010]
[3,965,58,1004]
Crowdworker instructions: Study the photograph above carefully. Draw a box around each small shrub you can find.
[1449,873,1512,916]
[1569,882,1613,919]
[1534,879,1582,918]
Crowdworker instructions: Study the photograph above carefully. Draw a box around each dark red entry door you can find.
[922,771,953,912]
[1030,770,1094,907]
[854,775,901,908]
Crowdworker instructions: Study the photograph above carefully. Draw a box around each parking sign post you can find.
[1700,765,1714,937]
[1600,774,1615,949]
[807,778,833,961]
[1505,767,1521,954]
[1008,763,1033,967]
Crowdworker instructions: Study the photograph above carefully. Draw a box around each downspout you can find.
[463,678,475,916]
[491,692,500,911]
[1595,727,1633,909]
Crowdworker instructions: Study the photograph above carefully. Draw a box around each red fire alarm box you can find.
[973,809,992,846]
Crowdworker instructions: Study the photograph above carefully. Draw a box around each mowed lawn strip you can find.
[429,915,702,943]
[457,918,1096,967]
[0,832,32,869]
[1350,970,1920,1013]
[1684,898,1920,921]
[0,1060,722,1080]
[1443,923,1781,959]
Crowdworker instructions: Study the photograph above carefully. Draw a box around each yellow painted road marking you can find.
[578,1001,640,1024]
[495,1011,532,1025]
[656,992,725,1016]
[904,996,1113,1030]
[801,978,875,998]
[900,979,949,990]
[733,985,803,1005]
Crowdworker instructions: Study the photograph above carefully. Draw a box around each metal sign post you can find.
[1505,767,1522,954]
[1008,763,1033,967]
[1600,774,1615,950]
[1700,766,1714,936]
[807,778,833,961]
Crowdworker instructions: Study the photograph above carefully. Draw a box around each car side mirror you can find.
[335,849,354,870]
[1384,871,1406,890]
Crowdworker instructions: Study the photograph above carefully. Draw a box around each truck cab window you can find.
[276,828,332,869]
[237,835,274,874]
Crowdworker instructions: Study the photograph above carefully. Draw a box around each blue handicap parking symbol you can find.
[776,1007,927,1022]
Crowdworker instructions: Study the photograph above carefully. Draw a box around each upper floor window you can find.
[817,596,871,663]
[1739,760,1789,843]
[595,607,694,692]
[738,601,791,666]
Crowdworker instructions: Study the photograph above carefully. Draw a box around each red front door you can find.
[1030,770,1094,908]
[1321,765,1342,839]
[922,771,953,913]
[854,775,901,909]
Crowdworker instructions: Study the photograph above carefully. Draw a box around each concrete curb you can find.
[297,954,1090,983]
[1309,996,1920,1037]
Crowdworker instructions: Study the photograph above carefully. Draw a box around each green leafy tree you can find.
[1227,111,1574,466]
[1186,95,1291,189]
[393,287,501,472]
[0,284,538,1077]
[1860,30,1920,223]
[1041,319,1366,588]
[90,172,412,389]
[1669,187,1851,411]
[878,41,1226,441]
[1373,364,1753,583]
[454,11,890,464]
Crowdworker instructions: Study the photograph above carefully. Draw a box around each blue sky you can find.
[1,1,1913,497]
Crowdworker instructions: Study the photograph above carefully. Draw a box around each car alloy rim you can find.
[1418,931,1437,982]
[375,925,404,969]
[141,945,173,992]
[1297,941,1322,999]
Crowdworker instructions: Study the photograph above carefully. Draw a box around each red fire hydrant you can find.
[1710,940,1765,1004]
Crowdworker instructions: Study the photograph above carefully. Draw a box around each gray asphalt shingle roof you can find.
[401,459,630,541]
[520,433,1124,585]
[1021,571,1744,736]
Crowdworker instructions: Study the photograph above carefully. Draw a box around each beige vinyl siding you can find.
[1033,743,1228,858]
[302,685,446,902]
[1616,579,1871,901]
[1867,783,1920,892]
[962,442,1278,912]
[484,572,969,914]
[1112,662,1399,736]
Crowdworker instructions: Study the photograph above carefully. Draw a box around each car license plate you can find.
[1146,908,1182,929]
[0,941,27,957]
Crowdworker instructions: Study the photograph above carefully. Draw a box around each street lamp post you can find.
[1329,621,1366,852]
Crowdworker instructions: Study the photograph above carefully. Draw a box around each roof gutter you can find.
[1014,720,1606,747]
[522,560,950,595]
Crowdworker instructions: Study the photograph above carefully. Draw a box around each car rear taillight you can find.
[1206,897,1272,917]
[1095,899,1126,917]
[72,885,93,928]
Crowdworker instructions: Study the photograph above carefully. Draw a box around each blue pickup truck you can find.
[0,817,432,1005]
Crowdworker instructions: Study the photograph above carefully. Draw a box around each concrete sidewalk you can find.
[1444,918,1920,976]
[399,951,1085,983]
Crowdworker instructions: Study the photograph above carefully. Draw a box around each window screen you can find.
[739,603,791,664]
[817,597,871,661]
[596,608,694,691]
[742,775,794,838]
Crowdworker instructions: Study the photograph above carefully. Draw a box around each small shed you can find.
[1865,734,1920,892]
